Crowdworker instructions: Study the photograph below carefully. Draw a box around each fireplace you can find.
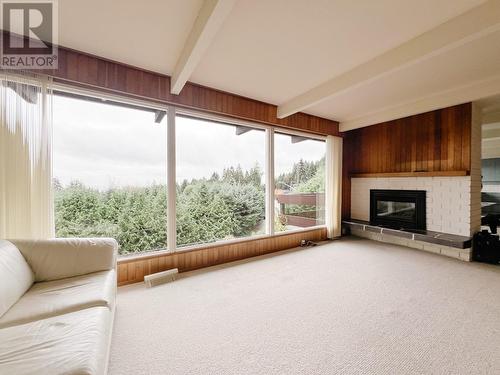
[370,189,426,230]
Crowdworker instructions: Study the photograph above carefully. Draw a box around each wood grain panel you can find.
[117,228,327,286]
[25,44,339,136]
[341,103,472,219]
[1,30,337,134]
[349,171,469,178]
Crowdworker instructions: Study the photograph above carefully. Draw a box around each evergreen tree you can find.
[209,172,220,182]
[54,159,320,255]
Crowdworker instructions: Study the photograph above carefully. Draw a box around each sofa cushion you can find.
[0,240,34,318]
[0,270,116,329]
[0,306,112,375]
[12,238,117,282]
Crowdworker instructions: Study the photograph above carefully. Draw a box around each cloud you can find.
[53,95,325,190]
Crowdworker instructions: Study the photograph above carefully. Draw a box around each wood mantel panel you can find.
[341,103,472,219]
[349,171,469,178]
[28,45,339,136]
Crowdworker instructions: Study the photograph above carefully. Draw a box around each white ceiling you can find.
[58,0,204,75]
[191,0,485,103]
[57,0,500,130]
[312,28,500,121]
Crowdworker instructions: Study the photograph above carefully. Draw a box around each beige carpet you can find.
[109,237,500,375]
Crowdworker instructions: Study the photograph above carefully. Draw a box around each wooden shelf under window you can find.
[349,170,470,178]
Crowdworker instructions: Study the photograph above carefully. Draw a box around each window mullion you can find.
[167,106,177,252]
[265,128,275,235]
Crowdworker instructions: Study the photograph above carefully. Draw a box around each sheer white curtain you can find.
[0,72,54,239]
[325,135,342,238]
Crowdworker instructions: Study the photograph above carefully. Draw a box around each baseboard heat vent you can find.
[144,268,179,288]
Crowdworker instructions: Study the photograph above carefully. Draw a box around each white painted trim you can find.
[170,0,236,95]
[167,106,177,252]
[340,73,500,131]
[277,0,500,119]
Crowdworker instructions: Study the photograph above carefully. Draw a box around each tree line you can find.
[54,160,324,255]
[54,165,265,255]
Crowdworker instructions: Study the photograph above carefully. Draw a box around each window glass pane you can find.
[176,116,265,248]
[274,133,326,232]
[53,94,167,255]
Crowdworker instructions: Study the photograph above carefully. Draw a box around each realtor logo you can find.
[0,0,58,69]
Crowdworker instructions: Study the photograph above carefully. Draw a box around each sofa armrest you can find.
[11,238,118,282]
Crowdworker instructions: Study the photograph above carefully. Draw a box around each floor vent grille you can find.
[144,268,179,288]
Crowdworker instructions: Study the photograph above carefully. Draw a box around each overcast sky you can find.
[53,95,325,190]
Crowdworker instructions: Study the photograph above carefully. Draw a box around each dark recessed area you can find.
[370,189,426,230]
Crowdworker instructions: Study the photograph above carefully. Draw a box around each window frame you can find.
[52,83,327,257]
[273,130,327,232]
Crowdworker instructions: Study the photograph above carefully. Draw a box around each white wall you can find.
[482,140,500,159]
[482,122,500,159]
[470,103,482,234]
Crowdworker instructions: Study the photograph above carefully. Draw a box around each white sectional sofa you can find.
[0,238,118,375]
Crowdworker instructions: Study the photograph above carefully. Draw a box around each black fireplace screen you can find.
[377,200,415,222]
[370,190,426,230]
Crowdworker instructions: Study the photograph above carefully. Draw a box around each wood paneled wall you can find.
[0,32,335,283]
[117,228,327,286]
[21,44,338,135]
[342,103,472,218]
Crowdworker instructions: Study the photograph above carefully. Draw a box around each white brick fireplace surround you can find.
[347,104,483,261]
[351,177,472,236]
[349,176,479,261]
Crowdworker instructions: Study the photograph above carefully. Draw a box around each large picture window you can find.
[52,91,330,256]
[274,132,326,232]
[175,115,266,248]
[53,94,167,255]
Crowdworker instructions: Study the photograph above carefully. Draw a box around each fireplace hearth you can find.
[370,189,426,230]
